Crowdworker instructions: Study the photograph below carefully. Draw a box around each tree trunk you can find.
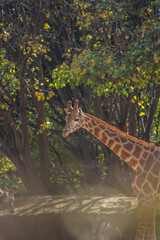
[144,85,160,142]
[35,56,50,192]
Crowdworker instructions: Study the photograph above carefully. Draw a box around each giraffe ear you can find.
[79,107,83,116]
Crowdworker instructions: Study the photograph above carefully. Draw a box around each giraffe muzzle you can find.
[62,130,69,137]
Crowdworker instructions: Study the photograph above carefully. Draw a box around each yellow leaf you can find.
[37,95,41,101]
[138,85,142,89]
[106,56,112,64]
[46,12,50,18]
[139,112,145,116]
[154,53,160,63]
[132,75,138,82]
[44,23,50,29]
[136,66,140,72]
[41,95,45,100]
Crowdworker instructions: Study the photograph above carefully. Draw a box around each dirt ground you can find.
[0,194,139,240]
[3,193,159,240]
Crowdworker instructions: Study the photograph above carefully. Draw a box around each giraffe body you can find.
[62,100,160,240]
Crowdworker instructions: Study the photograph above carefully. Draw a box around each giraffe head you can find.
[62,100,84,137]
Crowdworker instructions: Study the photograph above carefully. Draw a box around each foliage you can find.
[53,0,160,94]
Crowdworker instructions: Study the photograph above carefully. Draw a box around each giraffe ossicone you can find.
[63,100,160,240]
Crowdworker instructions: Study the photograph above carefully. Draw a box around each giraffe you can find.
[62,100,160,240]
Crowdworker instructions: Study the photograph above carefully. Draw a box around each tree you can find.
[0,0,160,196]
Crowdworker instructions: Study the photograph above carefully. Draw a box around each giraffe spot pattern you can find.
[90,129,93,134]
[147,174,159,192]
[142,151,149,159]
[84,123,89,129]
[102,133,107,143]
[113,144,121,154]
[114,137,121,143]
[136,172,147,188]
[119,136,127,143]
[154,150,160,158]
[136,165,143,173]
[121,149,130,160]
[151,161,160,176]
[144,156,154,171]
[105,130,116,137]
[94,127,101,136]
[143,182,152,194]
[133,145,143,158]
[99,125,106,130]
[88,122,92,128]
[139,158,145,168]
[108,139,114,148]
[124,142,134,151]
[128,158,137,168]
[91,120,96,126]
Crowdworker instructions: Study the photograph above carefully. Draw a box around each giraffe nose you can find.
[62,129,68,137]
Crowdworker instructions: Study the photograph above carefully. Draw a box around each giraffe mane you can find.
[84,113,160,150]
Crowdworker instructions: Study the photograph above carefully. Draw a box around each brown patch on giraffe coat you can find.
[136,165,142,173]
[108,139,114,148]
[114,137,120,143]
[154,150,160,159]
[101,133,107,143]
[121,149,130,160]
[139,159,145,168]
[94,127,101,136]
[151,161,160,176]
[147,173,158,191]
[105,130,116,137]
[113,144,121,154]
[89,129,93,134]
[84,123,89,129]
[119,136,127,143]
[142,151,149,159]
[88,122,92,128]
[99,125,106,130]
[133,145,142,158]
[91,120,96,126]
[136,172,147,188]
[143,182,153,194]
[144,157,154,171]
[124,143,133,151]
[147,173,154,183]
[128,158,137,168]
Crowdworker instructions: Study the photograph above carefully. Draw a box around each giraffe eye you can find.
[75,117,79,122]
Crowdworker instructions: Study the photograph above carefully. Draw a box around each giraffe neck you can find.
[83,113,153,172]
